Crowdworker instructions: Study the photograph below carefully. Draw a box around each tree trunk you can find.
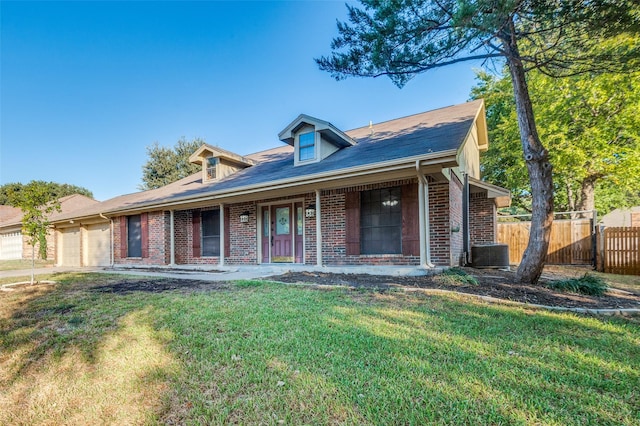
[502,26,554,284]
[31,244,35,285]
[577,176,597,214]
[567,183,576,218]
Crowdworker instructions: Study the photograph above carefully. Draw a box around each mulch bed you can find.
[266,267,640,310]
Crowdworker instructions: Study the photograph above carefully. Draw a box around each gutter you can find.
[416,161,434,268]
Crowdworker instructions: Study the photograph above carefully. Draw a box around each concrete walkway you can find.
[0,263,439,282]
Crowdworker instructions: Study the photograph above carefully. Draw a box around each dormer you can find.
[278,114,356,166]
[189,144,256,183]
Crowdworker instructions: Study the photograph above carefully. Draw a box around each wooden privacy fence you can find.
[497,218,593,265]
[602,227,640,275]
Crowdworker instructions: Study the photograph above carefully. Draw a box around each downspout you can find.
[219,204,225,267]
[169,210,176,266]
[462,173,470,265]
[99,213,114,267]
[315,189,322,266]
[416,161,434,268]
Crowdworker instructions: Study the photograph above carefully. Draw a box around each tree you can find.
[471,68,640,216]
[316,0,640,283]
[7,181,61,284]
[139,137,203,190]
[0,182,93,205]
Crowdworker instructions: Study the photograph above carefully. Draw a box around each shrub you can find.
[545,274,609,296]
[434,267,479,286]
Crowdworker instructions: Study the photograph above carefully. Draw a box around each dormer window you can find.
[298,132,315,161]
[278,114,356,167]
[206,157,218,181]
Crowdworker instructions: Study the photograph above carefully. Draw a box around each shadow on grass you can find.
[0,273,181,424]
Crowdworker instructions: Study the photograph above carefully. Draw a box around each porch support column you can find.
[169,210,175,266]
[219,203,225,267]
[315,189,322,266]
[416,161,434,268]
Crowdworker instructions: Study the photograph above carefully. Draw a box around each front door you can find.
[271,204,293,262]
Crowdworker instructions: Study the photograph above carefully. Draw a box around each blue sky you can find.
[1,1,486,201]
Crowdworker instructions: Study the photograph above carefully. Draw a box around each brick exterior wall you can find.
[109,177,478,268]
[227,203,258,264]
[114,211,168,265]
[469,191,496,245]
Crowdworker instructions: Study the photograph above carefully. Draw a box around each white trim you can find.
[219,204,225,267]
[169,210,175,266]
[316,189,322,267]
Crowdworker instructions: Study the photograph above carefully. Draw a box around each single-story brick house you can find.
[0,194,98,261]
[50,100,509,269]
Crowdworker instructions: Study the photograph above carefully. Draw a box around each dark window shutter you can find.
[345,191,360,255]
[141,213,149,258]
[224,207,230,258]
[192,210,201,258]
[120,216,127,258]
[402,183,420,256]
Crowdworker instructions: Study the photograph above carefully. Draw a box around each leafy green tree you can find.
[7,181,61,284]
[139,138,203,190]
[0,182,93,205]
[472,69,640,216]
[316,0,640,283]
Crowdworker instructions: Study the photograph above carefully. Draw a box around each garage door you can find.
[0,232,23,260]
[85,223,111,266]
[60,227,81,266]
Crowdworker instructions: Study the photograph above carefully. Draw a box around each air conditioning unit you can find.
[471,244,510,269]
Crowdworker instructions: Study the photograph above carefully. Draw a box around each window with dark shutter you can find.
[345,191,360,255]
[192,211,201,257]
[202,209,220,256]
[360,187,402,254]
[127,215,142,257]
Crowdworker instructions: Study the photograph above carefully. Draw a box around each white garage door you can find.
[60,227,81,267]
[0,232,23,260]
[85,223,111,266]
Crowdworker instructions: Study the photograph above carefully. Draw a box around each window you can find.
[206,157,218,181]
[298,132,315,161]
[360,187,402,254]
[127,215,142,257]
[201,209,220,256]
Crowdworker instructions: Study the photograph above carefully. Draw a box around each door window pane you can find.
[276,207,290,235]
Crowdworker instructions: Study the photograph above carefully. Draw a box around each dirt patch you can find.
[266,267,640,310]
[91,278,232,295]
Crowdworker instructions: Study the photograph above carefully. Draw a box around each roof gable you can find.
[188,143,256,167]
[278,114,355,148]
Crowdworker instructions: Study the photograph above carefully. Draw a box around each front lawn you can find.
[0,259,54,271]
[1,273,638,425]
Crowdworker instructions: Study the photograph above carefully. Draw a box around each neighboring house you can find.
[599,206,640,228]
[0,194,98,261]
[50,100,510,269]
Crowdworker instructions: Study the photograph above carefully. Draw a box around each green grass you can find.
[1,273,639,425]
[0,258,54,271]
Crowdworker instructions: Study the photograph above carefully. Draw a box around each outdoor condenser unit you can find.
[471,244,510,269]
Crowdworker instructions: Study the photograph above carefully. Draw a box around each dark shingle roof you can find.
[53,100,483,220]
